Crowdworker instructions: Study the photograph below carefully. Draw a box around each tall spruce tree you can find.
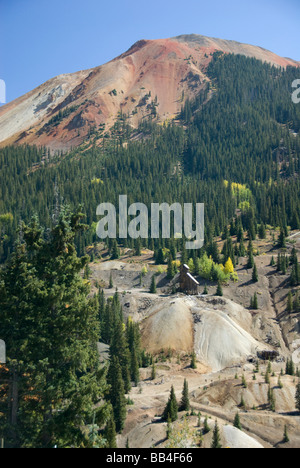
[150,275,157,294]
[163,386,178,422]
[252,263,258,283]
[107,356,127,433]
[110,317,131,394]
[180,379,190,412]
[0,210,110,448]
[211,421,222,449]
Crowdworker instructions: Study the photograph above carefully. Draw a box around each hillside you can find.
[87,231,300,449]
[0,34,299,151]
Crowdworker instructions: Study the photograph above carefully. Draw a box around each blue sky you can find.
[0,0,300,103]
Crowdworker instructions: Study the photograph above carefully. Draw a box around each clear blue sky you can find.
[0,0,299,103]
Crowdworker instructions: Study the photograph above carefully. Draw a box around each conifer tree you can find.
[151,363,156,381]
[287,291,293,313]
[134,238,142,256]
[252,263,258,283]
[211,421,222,449]
[252,292,258,310]
[131,347,140,387]
[283,425,289,443]
[150,275,157,294]
[239,237,246,257]
[247,250,254,269]
[111,239,120,260]
[203,415,210,434]
[258,223,266,240]
[216,281,223,297]
[156,248,165,265]
[105,416,117,448]
[107,356,127,433]
[233,412,242,430]
[0,210,110,448]
[191,352,197,369]
[167,256,175,279]
[163,386,178,422]
[278,229,286,248]
[110,317,131,393]
[180,379,190,412]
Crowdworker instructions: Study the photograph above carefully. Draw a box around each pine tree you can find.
[242,374,248,388]
[203,415,210,434]
[134,238,141,256]
[130,347,140,387]
[268,386,276,412]
[167,256,175,279]
[0,210,110,448]
[290,262,300,286]
[252,292,258,310]
[233,412,242,430]
[110,317,131,393]
[191,352,197,369]
[247,250,254,269]
[109,272,114,289]
[287,291,293,313]
[156,248,165,265]
[258,223,266,240]
[252,263,258,282]
[180,379,190,412]
[151,363,156,380]
[283,425,289,443]
[170,239,177,261]
[105,416,117,448]
[278,229,286,248]
[203,284,208,295]
[150,275,157,294]
[286,358,295,376]
[211,421,222,449]
[216,281,223,297]
[239,237,246,257]
[163,386,178,422]
[111,239,120,259]
[107,356,127,433]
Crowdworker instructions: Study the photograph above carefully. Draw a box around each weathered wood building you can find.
[180,264,199,295]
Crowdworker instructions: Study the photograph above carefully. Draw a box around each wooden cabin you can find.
[180,264,199,295]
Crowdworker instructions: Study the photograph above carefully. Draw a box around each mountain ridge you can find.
[0,34,299,151]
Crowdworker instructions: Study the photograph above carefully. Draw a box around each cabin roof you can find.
[186,272,199,285]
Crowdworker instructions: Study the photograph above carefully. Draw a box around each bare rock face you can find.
[140,295,269,372]
[1,35,299,151]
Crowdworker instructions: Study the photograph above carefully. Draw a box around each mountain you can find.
[0,34,299,152]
